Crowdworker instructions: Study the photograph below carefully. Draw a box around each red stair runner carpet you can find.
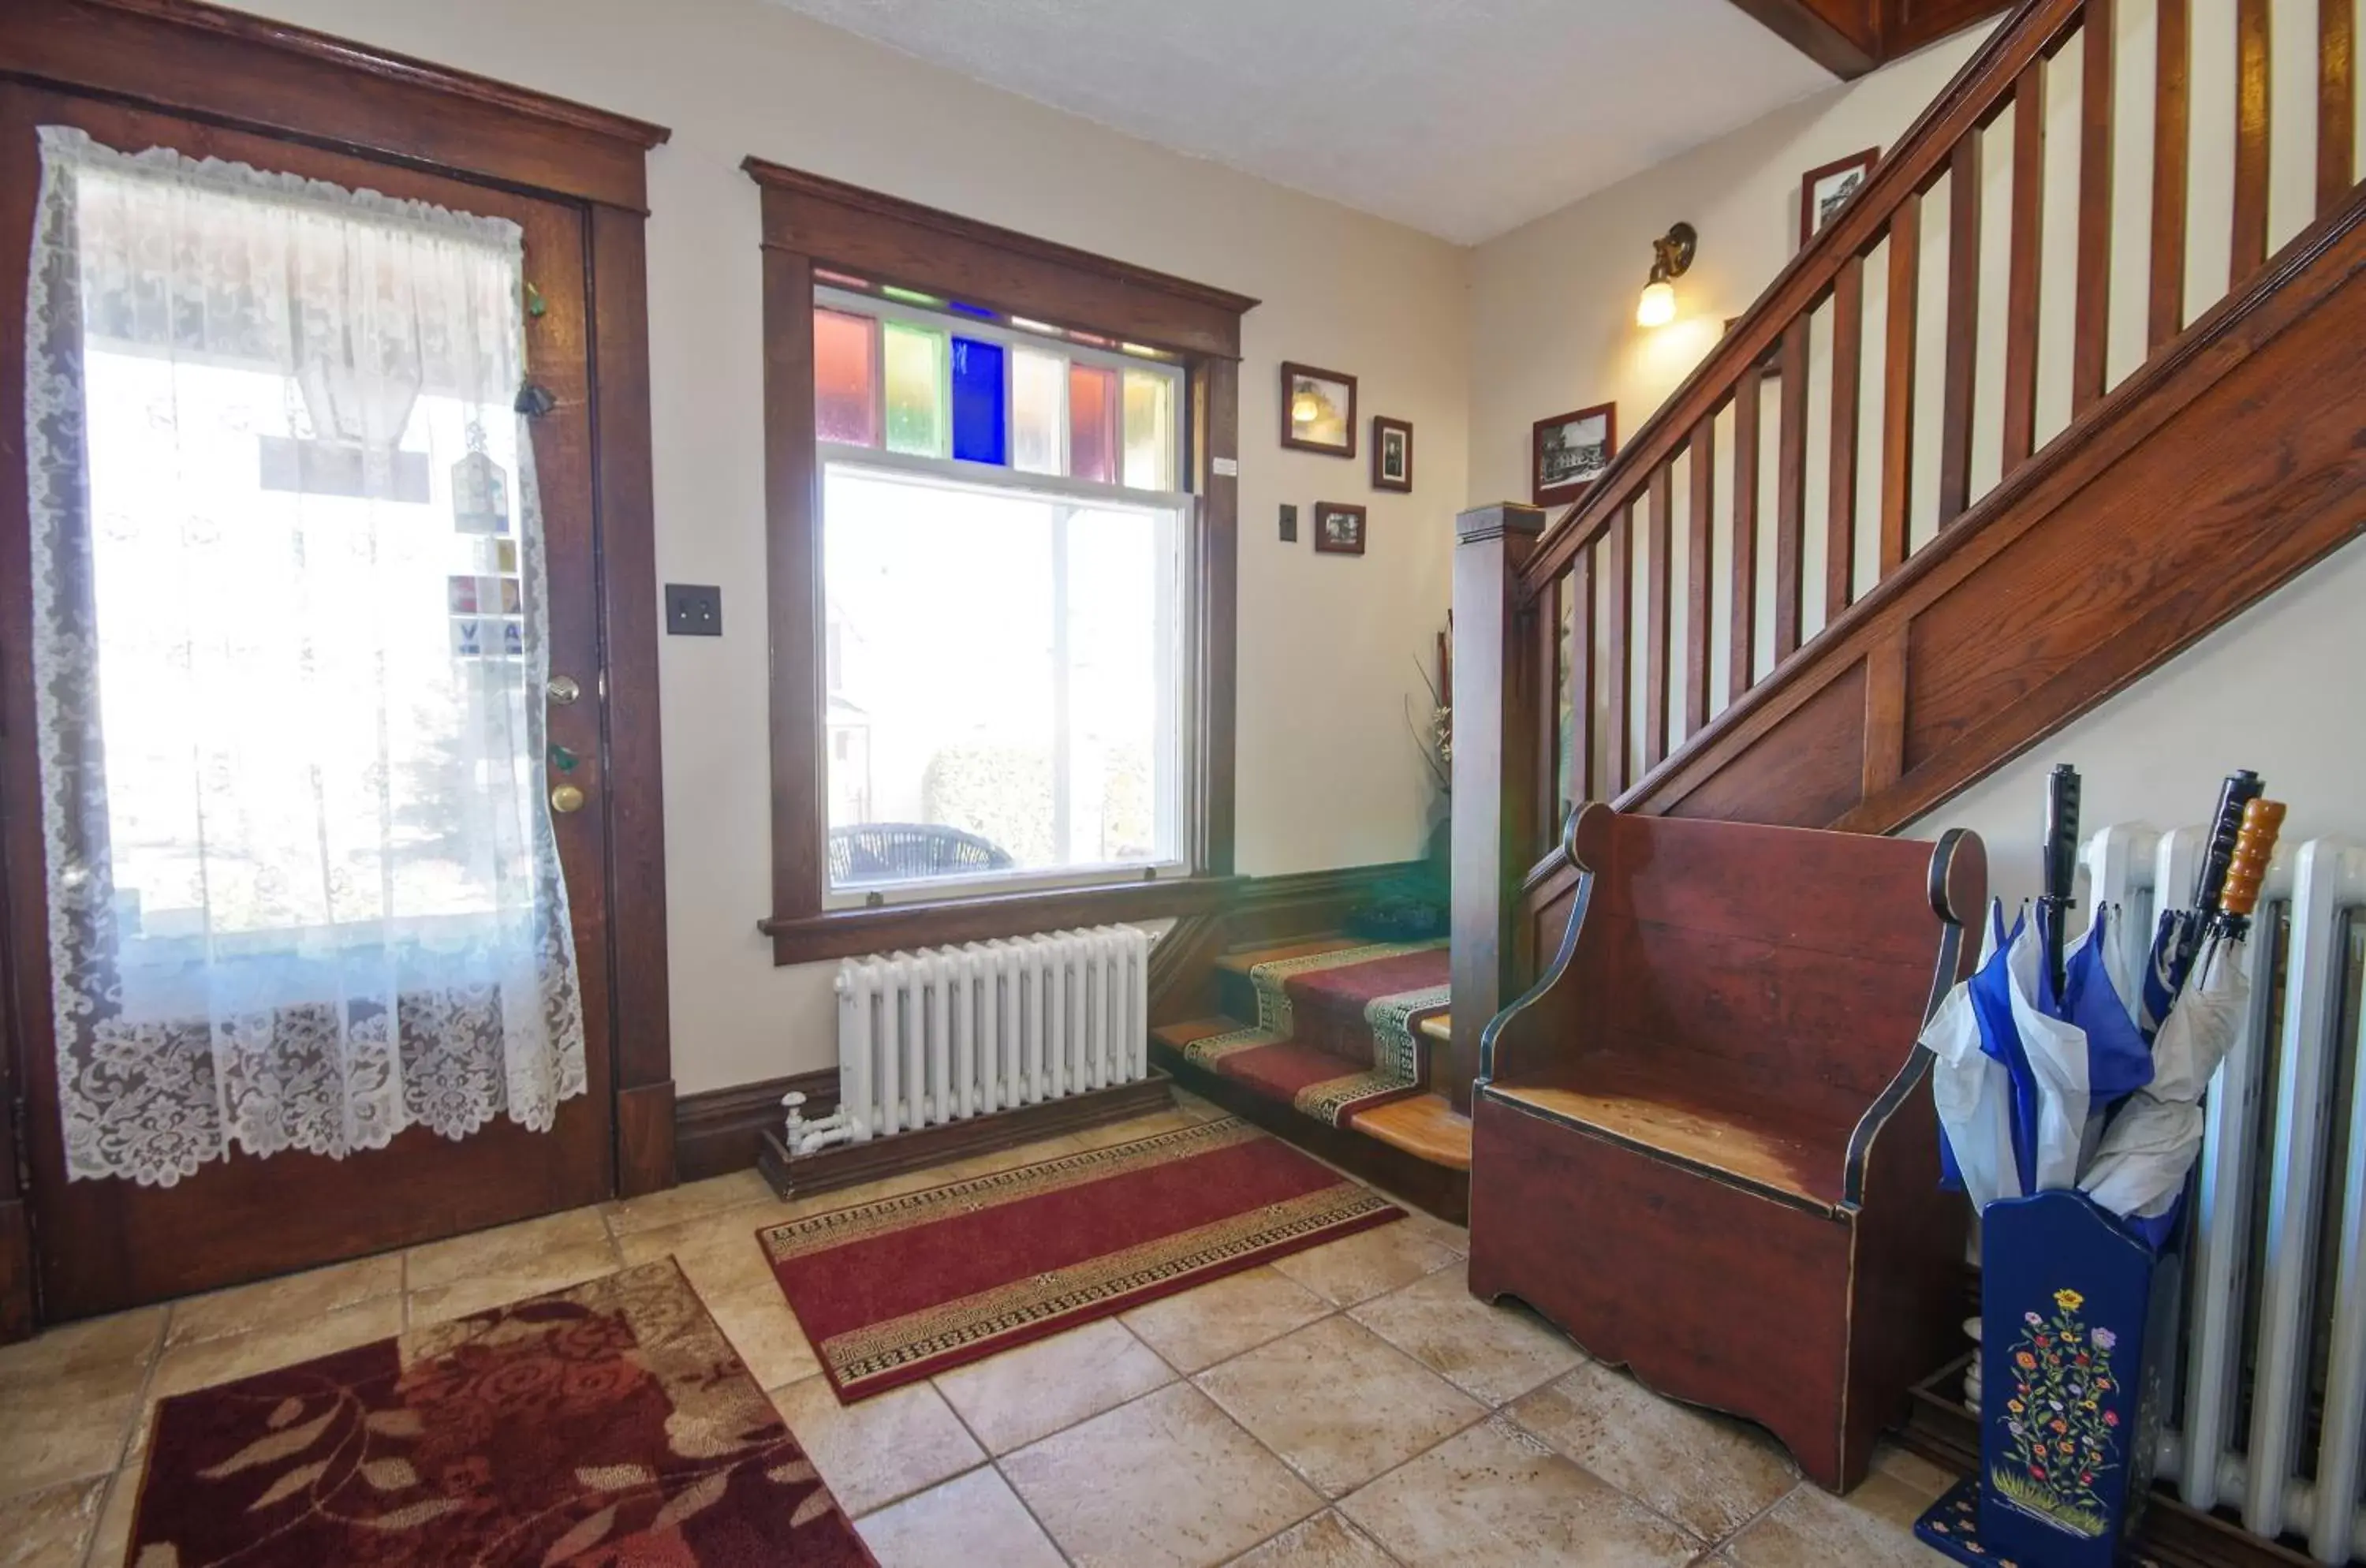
[128,1260,875,1566]
[758,1115,1401,1402]
[1177,939,1450,1126]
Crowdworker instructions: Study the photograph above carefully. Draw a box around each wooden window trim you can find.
[744,158,1256,967]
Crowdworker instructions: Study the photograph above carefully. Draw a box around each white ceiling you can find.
[763,0,1837,245]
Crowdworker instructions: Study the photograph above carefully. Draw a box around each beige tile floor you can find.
[0,1092,1957,1566]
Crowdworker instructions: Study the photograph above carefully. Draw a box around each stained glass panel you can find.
[1068,363,1118,485]
[1121,370,1172,491]
[813,308,876,447]
[950,337,1007,466]
[1012,349,1065,475]
[882,320,945,457]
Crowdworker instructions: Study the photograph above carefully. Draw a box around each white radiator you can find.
[2078,823,2366,1562]
[824,926,1151,1146]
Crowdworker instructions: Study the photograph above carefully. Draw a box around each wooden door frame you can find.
[0,0,674,1340]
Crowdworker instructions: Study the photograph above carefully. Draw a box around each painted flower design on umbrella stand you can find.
[1991,1287,2123,1537]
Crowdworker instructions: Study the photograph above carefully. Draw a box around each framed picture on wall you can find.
[1371,416,1413,492]
[1799,147,1879,248]
[1281,362,1357,457]
[1532,402,1617,509]
[1312,501,1367,555]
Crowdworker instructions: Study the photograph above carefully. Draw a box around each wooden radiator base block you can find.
[756,1073,1177,1200]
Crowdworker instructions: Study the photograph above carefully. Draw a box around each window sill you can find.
[759,874,1244,967]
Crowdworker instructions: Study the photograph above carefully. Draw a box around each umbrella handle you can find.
[2219,797,2286,921]
[2193,769,2263,912]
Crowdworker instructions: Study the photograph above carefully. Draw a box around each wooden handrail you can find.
[1515,0,2078,603]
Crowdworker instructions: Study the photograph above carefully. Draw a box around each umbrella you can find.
[1931,765,2122,1200]
[2139,771,2260,1039]
[1926,901,2024,1209]
[2081,797,2286,1245]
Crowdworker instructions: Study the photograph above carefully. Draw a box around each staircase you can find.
[1150,936,1473,1219]
[1449,0,2366,1118]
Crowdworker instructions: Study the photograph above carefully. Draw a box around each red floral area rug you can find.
[129,1260,875,1566]
[759,1114,1401,1402]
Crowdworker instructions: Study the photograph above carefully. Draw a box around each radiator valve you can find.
[781,1091,856,1156]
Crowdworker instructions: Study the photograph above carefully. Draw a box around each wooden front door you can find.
[0,88,621,1320]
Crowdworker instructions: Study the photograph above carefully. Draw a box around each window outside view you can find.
[821,463,1183,894]
[82,348,532,958]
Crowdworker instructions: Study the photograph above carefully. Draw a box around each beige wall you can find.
[232,0,1471,1090]
[1465,29,1987,510]
[1466,6,2366,904]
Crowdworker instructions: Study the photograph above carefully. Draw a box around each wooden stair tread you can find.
[1353,1094,1471,1170]
[1151,1016,1262,1047]
[1149,1019,1468,1171]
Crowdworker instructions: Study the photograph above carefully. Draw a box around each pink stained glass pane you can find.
[813,308,877,446]
[1068,364,1118,484]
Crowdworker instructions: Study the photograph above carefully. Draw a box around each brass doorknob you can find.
[547,674,581,705]
[550,783,586,814]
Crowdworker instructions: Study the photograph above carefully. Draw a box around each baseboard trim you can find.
[756,1073,1177,1200]
[1151,1044,1468,1224]
[675,1069,837,1184]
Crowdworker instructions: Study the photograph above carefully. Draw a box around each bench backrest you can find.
[1564,808,1983,1122]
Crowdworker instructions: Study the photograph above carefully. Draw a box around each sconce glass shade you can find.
[1636,278,1677,328]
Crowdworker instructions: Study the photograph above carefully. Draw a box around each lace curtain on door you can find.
[24,127,586,1186]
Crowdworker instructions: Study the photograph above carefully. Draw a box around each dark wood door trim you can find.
[0,0,673,1335]
[0,0,668,211]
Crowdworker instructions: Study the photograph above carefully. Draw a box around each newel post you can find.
[1449,502,1547,1115]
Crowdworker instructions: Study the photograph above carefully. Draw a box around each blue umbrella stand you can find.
[1916,1190,2182,1568]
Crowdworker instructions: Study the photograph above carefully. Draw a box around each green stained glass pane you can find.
[1012,349,1065,475]
[882,321,945,456]
[1121,370,1173,491]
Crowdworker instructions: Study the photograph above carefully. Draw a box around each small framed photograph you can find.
[1799,147,1879,248]
[1312,501,1367,556]
[1532,403,1618,509]
[1371,416,1413,492]
[1282,362,1357,457]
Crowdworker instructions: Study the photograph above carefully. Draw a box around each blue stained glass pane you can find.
[947,301,995,319]
[950,337,1008,466]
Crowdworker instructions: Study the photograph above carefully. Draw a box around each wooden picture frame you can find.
[1800,147,1879,248]
[1312,502,1367,556]
[1371,416,1413,492]
[1281,361,1357,457]
[1532,403,1618,509]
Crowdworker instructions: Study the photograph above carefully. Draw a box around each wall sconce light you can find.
[1636,222,1696,328]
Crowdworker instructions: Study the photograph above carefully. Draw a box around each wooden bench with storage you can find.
[1467,803,1984,1491]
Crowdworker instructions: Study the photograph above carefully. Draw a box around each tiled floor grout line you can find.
[19,1118,1945,1568]
[77,1301,174,1568]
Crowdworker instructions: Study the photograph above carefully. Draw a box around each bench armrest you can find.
[1479,803,1613,1091]
[1839,827,1984,1208]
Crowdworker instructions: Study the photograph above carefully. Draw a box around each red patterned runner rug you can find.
[759,1115,1401,1402]
[129,1260,875,1566]
[1177,939,1450,1126]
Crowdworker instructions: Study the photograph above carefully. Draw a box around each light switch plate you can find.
[665,583,722,636]
[1279,504,1298,543]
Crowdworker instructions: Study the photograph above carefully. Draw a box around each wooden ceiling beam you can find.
[1718,0,2017,78]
